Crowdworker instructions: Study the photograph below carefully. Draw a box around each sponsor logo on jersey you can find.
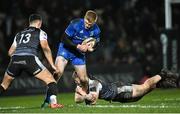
[13,61,27,65]
[80,30,84,34]
[90,31,94,36]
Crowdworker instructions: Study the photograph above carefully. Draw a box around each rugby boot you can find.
[49,103,64,108]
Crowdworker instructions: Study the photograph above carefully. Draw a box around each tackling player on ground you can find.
[41,10,101,107]
[73,69,178,105]
[0,14,63,108]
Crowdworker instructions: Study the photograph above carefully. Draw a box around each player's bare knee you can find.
[1,84,9,90]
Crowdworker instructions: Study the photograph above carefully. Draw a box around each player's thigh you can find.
[55,56,68,73]
[72,56,87,78]
[35,69,56,85]
[1,72,14,90]
[6,55,22,77]
[2,56,23,89]
[24,56,46,76]
[25,56,55,84]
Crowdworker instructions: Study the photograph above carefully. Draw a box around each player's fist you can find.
[82,37,96,52]
[77,44,88,52]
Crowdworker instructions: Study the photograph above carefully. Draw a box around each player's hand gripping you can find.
[77,44,88,52]
[51,64,58,74]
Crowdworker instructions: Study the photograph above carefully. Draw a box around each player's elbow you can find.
[8,51,12,57]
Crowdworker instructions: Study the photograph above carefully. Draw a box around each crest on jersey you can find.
[80,30,84,34]
[90,31,94,36]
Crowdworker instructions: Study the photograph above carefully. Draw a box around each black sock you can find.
[44,82,58,103]
[44,88,50,103]
[0,85,5,94]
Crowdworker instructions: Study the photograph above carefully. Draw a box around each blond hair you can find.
[84,10,98,23]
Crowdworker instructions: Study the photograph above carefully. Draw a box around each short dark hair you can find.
[29,14,42,23]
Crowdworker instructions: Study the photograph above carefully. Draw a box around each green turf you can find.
[0,89,180,113]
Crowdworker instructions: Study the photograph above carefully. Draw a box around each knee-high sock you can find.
[44,82,58,104]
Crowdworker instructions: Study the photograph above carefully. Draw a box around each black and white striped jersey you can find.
[12,27,47,56]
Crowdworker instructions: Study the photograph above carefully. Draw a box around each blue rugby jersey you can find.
[65,18,100,45]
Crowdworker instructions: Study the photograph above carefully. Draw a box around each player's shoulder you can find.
[39,29,48,39]
[91,24,101,35]
[70,18,82,25]
[94,24,100,31]
[69,18,83,31]
[40,29,47,35]
[19,27,40,35]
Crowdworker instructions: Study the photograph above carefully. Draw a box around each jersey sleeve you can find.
[39,30,48,41]
[65,22,76,37]
[93,26,101,43]
[89,79,102,93]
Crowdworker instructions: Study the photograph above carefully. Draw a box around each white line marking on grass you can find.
[0,106,26,110]
[75,104,179,109]
[153,98,180,101]
[91,105,168,108]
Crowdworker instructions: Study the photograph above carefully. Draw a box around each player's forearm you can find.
[76,86,87,96]
[43,47,54,66]
[61,33,77,50]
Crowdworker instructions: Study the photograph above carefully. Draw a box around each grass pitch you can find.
[0,89,180,113]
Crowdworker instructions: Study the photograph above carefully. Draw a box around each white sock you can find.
[50,95,57,104]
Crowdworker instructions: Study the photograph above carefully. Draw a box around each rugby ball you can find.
[82,37,96,52]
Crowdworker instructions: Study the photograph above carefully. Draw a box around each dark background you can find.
[0,0,180,95]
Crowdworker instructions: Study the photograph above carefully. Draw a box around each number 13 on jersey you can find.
[19,33,31,44]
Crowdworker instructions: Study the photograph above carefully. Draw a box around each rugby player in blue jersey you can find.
[73,69,178,105]
[41,10,101,107]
